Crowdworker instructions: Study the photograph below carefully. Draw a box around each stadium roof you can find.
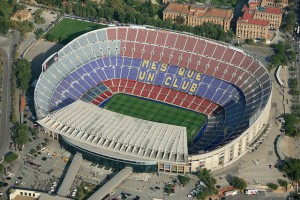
[88,167,133,200]
[38,100,188,163]
[57,153,83,196]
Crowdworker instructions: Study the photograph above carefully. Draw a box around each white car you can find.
[223,190,238,196]
[0,192,3,196]
[20,182,25,185]
[71,191,76,197]
[187,194,193,198]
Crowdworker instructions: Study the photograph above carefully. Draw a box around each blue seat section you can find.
[48,56,266,151]
[81,84,108,102]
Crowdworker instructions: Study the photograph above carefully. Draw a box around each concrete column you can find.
[241,136,247,153]
[212,154,219,169]
[205,157,212,169]
[233,142,239,159]
[223,147,230,165]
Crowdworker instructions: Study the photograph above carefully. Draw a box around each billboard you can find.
[42,52,58,72]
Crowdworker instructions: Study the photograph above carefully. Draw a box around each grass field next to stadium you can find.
[45,18,107,44]
[104,94,207,143]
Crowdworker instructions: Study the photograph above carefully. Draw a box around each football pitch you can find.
[104,94,207,143]
[45,18,107,44]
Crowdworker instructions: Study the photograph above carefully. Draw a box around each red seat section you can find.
[106,28,117,40]
[165,33,177,48]
[117,28,127,41]
[146,30,157,44]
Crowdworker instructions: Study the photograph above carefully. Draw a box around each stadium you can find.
[35,25,272,173]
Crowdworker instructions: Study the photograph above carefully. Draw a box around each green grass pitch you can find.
[104,93,207,143]
[45,18,107,45]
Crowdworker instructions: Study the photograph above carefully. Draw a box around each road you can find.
[0,31,20,159]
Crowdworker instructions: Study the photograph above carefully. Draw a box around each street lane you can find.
[0,32,20,159]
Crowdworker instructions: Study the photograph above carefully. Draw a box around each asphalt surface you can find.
[0,31,20,159]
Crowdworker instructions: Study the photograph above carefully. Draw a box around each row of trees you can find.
[15,58,32,92]
[290,78,300,96]
[284,12,297,33]
[270,42,296,69]
[58,0,234,43]
[12,123,30,146]
[0,50,2,103]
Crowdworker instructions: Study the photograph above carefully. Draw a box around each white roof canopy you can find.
[38,100,188,163]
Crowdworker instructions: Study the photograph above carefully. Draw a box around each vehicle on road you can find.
[223,190,238,196]
[245,189,258,195]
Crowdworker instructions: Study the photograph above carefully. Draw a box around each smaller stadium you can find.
[35,25,272,173]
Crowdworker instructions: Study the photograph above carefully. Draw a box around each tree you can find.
[278,179,288,189]
[196,187,211,200]
[282,158,300,181]
[177,175,190,187]
[0,17,10,34]
[274,43,286,54]
[61,5,66,14]
[13,123,29,146]
[4,152,18,163]
[67,3,72,14]
[76,182,89,199]
[0,164,3,174]
[231,176,247,190]
[30,127,38,138]
[270,55,282,67]
[164,183,172,195]
[284,113,298,136]
[285,13,296,33]
[287,50,296,62]
[35,9,43,16]
[34,10,46,24]
[44,138,50,143]
[29,149,37,155]
[267,183,278,190]
[34,28,44,39]
[15,59,32,91]
[175,15,185,25]
[245,38,254,45]
[46,34,58,42]
[36,146,41,151]
[196,168,218,199]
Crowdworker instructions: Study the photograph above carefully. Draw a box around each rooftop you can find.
[57,153,83,197]
[264,7,282,14]
[38,100,188,164]
[238,6,269,26]
[20,95,26,113]
[164,3,233,19]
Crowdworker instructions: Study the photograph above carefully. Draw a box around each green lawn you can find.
[104,93,207,143]
[45,18,107,44]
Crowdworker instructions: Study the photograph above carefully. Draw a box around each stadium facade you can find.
[35,25,272,173]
